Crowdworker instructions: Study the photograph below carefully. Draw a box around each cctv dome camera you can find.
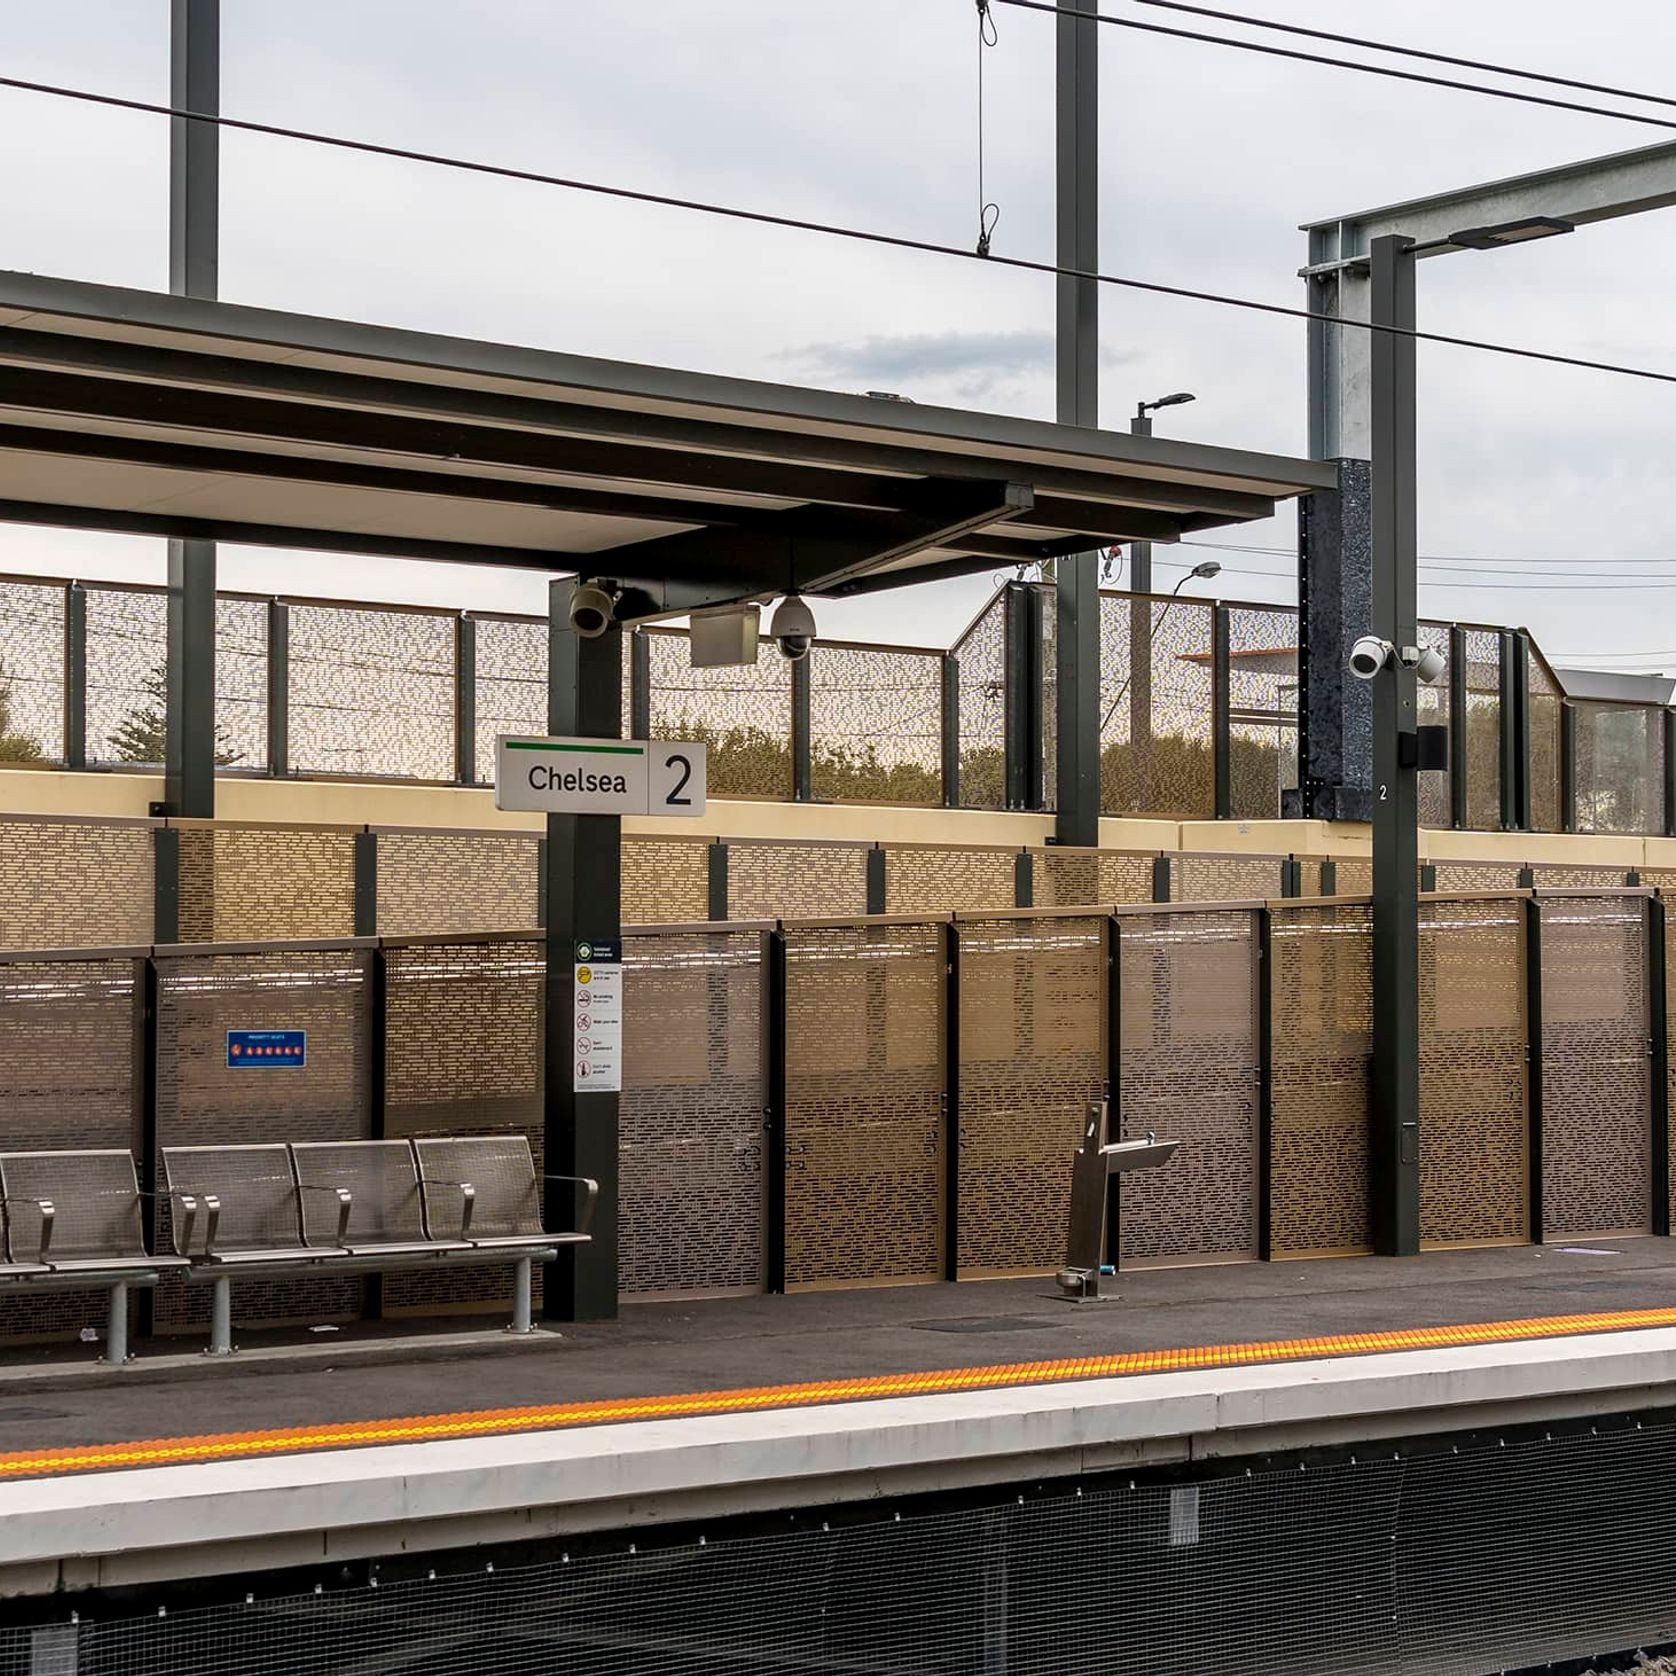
[776,634,812,661]
[769,593,817,661]
[1348,635,1394,681]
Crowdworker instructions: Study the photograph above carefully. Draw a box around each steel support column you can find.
[1368,234,1421,1257]
[543,578,622,1321]
[941,653,961,808]
[1212,605,1232,820]
[1525,895,1546,1242]
[454,615,477,786]
[1053,0,1100,846]
[1499,631,1520,832]
[1561,702,1578,834]
[1649,896,1670,1238]
[63,582,86,769]
[164,0,220,819]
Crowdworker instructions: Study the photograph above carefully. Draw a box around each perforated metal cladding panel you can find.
[1527,648,1564,833]
[1031,849,1155,908]
[646,628,791,800]
[1040,587,1057,813]
[1464,630,1502,832]
[1226,605,1298,821]
[1528,864,1632,890]
[0,818,154,948]
[375,831,538,936]
[1417,621,1451,829]
[288,604,455,781]
[1117,910,1259,1265]
[954,590,1006,810]
[1574,700,1664,836]
[620,930,765,1296]
[809,644,942,806]
[1540,896,1652,1238]
[1099,592,1214,818]
[728,843,868,921]
[1171,853,1281,903]
[884,847,1015,915]
[1269,903,1372,1256]
[176,827,356,943]
[152,948,372,1329]
[1419,899,1528,1247]
[783,922,946,1287]
[215,596,267,770]
[1431,861,1521,892]
[472,615,546,777]
[956,917,1104,1275]
[622,838,709,925]
[83,584,166,765]
[0,579,63,762]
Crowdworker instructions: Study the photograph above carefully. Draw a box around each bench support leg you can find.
[207,1274,234,1356]
[510,1258,534,1334]
[103,1282,129,1366]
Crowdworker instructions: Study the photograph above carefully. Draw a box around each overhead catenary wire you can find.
[6,73,1676,395]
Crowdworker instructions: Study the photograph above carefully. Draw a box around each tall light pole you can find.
[1127,392,1196,595]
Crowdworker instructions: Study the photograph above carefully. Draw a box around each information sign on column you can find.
[573,939,623,1093]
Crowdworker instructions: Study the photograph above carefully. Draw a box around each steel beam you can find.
[165,537,217,816]
[543,578,621,1322]
[1368,235,1421,1258]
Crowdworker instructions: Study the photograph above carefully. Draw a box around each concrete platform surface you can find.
[4,1240,1676,1477]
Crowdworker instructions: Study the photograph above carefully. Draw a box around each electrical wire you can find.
[976,0,1001,256]
[7,72,1676,395]
[988,0,1676,135]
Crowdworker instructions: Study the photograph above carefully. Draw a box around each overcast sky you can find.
[3,1,1676,665]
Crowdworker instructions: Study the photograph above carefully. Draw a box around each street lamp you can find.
[1129,392,1197,594]
[1101,559,1222,731]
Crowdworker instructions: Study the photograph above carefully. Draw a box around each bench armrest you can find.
[543,1174,600,1237]
[418,1178,475,1240]
[296,1183,353,1247]
[0,1197,54,1262]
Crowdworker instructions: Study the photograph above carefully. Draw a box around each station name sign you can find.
[494,736,707,817]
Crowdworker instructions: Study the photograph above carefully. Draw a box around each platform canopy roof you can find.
[0,270,1332,617]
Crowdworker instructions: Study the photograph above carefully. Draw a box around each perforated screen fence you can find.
[1226,604,1298,820]
[953,588,1006,810]
[1040,585,1057,813]
[1170,853,1281,903]
[176,825,357,944]
[783,921,946,1288]
[622,837,710,925]
[884,846,1015,915]
[1416,621,1451,830]
[0,577,64,763]
[151,945,373,1331]
[31,1411,1676,1675]
[288,604,455,781]
[1268,901,1372,1257]
[84,583,166,767]
[1464,629,1503,832]
[645,628,791,800]
[727,843,868,921]
[1527,645,1564,834]
[1430,861,1521,892]
[215,596,268,771]
[955,915,1104,1276]
[473,616,548,777]
[375,831,539,936]
[0,817,155,947]
[1031,849,1156,908]
[809,644,942,806]
[1117,909,1260,1266]
[1539,894,1652,1239]
[621,929,765,1297]
[1099,592,1214,819]
[1419,898,1528,1248]
[1575,701,1665,836]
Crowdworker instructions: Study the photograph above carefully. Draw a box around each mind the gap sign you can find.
[494,736,707,817]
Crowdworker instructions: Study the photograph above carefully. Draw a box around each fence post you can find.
[763,929,788,1293]
[630,629,651,742]
[1014,849,1034,909]
[708,841,729,921]
[942,653,961,810]
[1512,633,1532,832]
[944,921,961,1283]
[1280,859,1302,898]
[791,653,812,802]
[365,937,388,1322]
[1650,896,1670,1238]
[1105,913,1123,1269]
[137,953,161,1341]
[1213,604,1232,820]
[1025,585,1047,811]
[353,829,378,938]
[1257,906,1273,1261]
[152,825,181,945]
[1561,702,1577,834]
[64,581,87,769]
[1525,894,1545,1244]
[1420,863,1437,893]
[454,614,477,786]
[266,598,289,778]
[1151,855,1172,903]
[1318,859,1337,897]
[1448,624,1468,830]
[866,846,887,915]
[1499,632,1519,832]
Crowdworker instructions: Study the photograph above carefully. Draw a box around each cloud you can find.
[782,330,1136,401]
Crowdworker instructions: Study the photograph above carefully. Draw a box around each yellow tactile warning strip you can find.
[8,1303,1676,1481]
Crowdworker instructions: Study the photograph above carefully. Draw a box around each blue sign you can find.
[227,1029,306,1069]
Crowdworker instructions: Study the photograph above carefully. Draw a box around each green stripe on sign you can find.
[506,740,645,756]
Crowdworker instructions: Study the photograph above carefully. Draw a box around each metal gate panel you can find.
[1419,898,1529,1247]
[1540,894,1652,1238]
[783,922,946,1288]
[1268,902,1373,1257]
[1117,908,1260,1266]
[621,929,766,1298]
[956,915,1105,1276]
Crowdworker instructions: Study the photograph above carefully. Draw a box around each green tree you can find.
[109,660,243,766]
[0,654,44,763]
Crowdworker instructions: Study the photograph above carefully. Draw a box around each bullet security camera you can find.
[569,582,617,639]
[1348,635,1394,681]
[769,592,817,661]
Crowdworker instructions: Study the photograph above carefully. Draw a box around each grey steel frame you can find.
[1056,1102,1178,1301]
